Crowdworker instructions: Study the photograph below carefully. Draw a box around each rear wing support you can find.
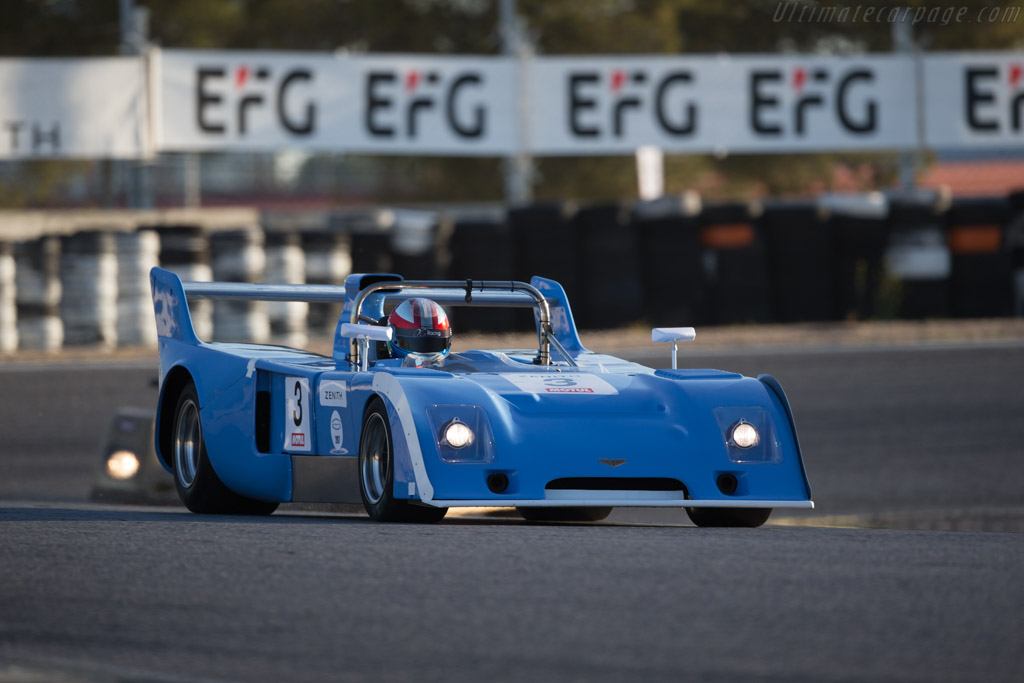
[349,280,556,367]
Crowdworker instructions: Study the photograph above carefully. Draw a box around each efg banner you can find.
[0,57,148,159]
[2,50,1023,158]
[527,55,918,154]
[157,50,518,155]
[924,52,1024,148]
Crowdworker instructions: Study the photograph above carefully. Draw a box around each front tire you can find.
[171,382,278,516]
[685,507,771,528]
[359,399,446,523]
[517,507,613,522]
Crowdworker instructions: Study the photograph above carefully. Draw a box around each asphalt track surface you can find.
[1,340,1023,682]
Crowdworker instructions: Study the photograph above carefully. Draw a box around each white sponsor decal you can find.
[284,376,312,452]
[500,373,618,396]
[329,409,347,454]
[319,379,348,407]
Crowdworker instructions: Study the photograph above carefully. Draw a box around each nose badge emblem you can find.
[599,458,626,467]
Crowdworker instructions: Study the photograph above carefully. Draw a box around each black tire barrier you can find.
[510,201,580,301]
[945,197,1013,318]
[152,224,210,266]
[210,229,269,342]
[389,210,453,281]
[302,228,351,337]
[338,210,393,275]
[760,201,835,323]
[153,225,213,339]
[573,202,643,330]
[1009,190,1024,317]
[632,195,706,327]
[820,194,889,320]
[14,236,63,351]
[115,230,160,347]
[446,215,520,333]
[699,202,772,325]
[0,241,15,352]
[886,197,950,319]
[264,230,308,347]
[60,231,118,347]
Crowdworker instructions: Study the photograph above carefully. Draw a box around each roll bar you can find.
[349,279,561,367]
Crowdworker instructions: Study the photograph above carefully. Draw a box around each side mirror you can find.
[340,323,393,371]
[651,327,696,369]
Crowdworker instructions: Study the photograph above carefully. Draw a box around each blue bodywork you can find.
[151,267,813,512]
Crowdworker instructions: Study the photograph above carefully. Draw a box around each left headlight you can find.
[442,419,474,449]
[106,449,140,480]
[730,421,760,449]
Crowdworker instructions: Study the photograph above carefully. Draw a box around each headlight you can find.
[730,421,759,449]
[106,450,140,480]
[442,420,474,449]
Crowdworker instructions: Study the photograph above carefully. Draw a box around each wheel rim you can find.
[360,413,390,504]
[174,398,202,488]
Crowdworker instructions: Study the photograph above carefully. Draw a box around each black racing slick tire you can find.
[516,507,613,522]
[685,507,772,528]
[171,382,278,516]
[358,398,447,523]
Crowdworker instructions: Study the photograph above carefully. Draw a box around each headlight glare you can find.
[106,450,140,480]
[442,420,474,449]
[730,421,759,449]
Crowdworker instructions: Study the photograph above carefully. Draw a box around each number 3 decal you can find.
[292,380,303,426]
[285,376,312,452]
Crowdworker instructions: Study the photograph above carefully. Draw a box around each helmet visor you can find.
[393,329,452,355]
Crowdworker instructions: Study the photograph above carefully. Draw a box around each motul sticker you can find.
[500,373,618,396]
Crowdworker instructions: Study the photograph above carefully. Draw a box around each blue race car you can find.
[150,267,813,526]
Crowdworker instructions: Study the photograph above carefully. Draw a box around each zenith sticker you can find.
[329,410,348,454]
[285,376,312,452]
[318,379,348,407]
[499,373,618,396]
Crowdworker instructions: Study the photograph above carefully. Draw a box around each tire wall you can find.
[945,197,1013,318]
[885,197,951,319]
[632,195,705,326]
[699,202,772,325]
[4,192,1024,354]
[447,213,518,332]
[759,202,834,322]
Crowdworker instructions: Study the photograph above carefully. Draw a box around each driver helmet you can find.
[387,298,452,358]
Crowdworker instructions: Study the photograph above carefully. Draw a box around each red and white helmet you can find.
[387,298,452,358]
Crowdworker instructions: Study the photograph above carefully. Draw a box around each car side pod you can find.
[652,327,696,369]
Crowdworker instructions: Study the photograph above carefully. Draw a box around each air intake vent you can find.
[546,477,686,492]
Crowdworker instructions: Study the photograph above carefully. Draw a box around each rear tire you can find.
[359,398,447,523]
[517,507,613,522]
[171,382,278,516]
[685,507,771,528]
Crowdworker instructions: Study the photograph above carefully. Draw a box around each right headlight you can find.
[730,421,759,449]
[442,419,474,449]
